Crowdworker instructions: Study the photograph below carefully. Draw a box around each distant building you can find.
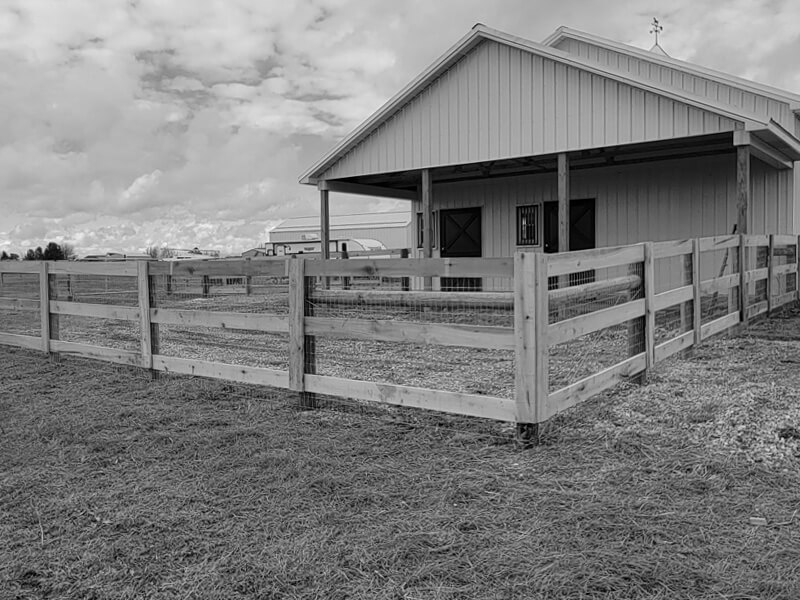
[269,211,412,249]
[80,252,150,261]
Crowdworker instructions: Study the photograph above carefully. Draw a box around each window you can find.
[516,204,540,246]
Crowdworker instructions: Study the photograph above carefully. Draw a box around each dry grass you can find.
[2,309,800,599]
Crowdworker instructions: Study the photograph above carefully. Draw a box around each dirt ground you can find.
[1,306,799,599]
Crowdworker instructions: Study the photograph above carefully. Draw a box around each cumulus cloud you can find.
[0,0,798,257]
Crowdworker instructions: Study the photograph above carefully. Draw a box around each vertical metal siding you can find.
[320,40,742,181]
[554,38,795,130]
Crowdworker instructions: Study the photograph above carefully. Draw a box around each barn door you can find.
[543,199,596,285]
[439,207,481,291]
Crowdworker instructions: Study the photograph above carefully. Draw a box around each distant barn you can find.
[269,211,412,250]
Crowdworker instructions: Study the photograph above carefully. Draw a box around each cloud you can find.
[1,0,799,258]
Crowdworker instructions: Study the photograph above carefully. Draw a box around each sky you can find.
[1,0,799,257]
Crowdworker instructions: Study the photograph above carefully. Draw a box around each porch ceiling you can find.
[332,133,735,195]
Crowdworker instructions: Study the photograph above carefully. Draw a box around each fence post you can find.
[513,252,548,444]
[797,235,800,303]
[137,261,159,377]
[692,239,702,348]
[767,234,774,315]
[627,247,645,384]
[288,258,317,409]
[643,242,655,379]
[39,262,51,355]
[739,234,748,329]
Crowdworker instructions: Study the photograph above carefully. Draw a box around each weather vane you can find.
[650,17,663,45]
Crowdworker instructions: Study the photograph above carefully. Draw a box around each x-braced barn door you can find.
[439,207,481,291]
[544,198,596,285]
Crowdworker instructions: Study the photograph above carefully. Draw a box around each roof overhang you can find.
[737,119,800,168]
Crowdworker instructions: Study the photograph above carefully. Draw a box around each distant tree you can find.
[9,253,19,261]
[24,249,36,260]
[43,242,65,260]
[1,251,8,260]
[146,246,160,259]
[61,243,76,261]
[34,247,44,260]
[159,247,175,259]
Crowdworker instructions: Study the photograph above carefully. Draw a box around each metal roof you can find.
[270,211,411,233]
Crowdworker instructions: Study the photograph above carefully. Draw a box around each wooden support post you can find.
[245,275,252,296]
[202,275,210,298]
[288,258,316,409]
[341,247,350,290]
[557,153,570,291]
[692,239,702,349]
[736,146,750,235]
[797,235,800,303]
[137,261,157,376]
[643,242,655,379]
[767,234,774,314]
[421,168,433,291]
[739,234,748,329]
[627,251,645,384]
[679,252,690,334]
[320,189,330,260]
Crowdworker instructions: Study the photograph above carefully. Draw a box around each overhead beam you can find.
[317,180,416,200]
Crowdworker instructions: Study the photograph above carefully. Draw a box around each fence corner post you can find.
[513,252,548,445]
[692,239,702,349]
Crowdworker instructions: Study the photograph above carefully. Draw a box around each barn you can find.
[299,24,800,277]
[269,211,412,250]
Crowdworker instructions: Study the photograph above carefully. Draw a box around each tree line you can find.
[1,242,76,261]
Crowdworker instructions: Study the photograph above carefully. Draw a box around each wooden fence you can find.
[0,234,797,438]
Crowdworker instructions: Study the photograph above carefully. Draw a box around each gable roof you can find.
[300,24,794,185]
[542,26,800,110]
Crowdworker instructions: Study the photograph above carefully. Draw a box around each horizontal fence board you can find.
[0,332,42,350]
[698,235,739,252]
[153,355,290,388]
[653,239,692,259]
[50,300,140,321]
[0,298,40,312]
[49,339,142,367]
[547,353,647,416]
[653,285,693,311]
[746,301,768,320]
[745,267,769,283]
[774,291,798,308]
[49,262,139,276]
[700,312,740,341]
[744,235,770,247]
[303,374,516,421]
[773,263,797,277]
[330,248,408,258]
[149,259,288,278]
[305,257,514,278]
[305,317,514,350]
[310,289,513,309]
[654,331,695,362]
[549,275,639,306]
[150,308,289,332]
[773,234,798,246]
[548,299,645,346]
[547,245,644,277]
[0,264,41,274]
[699,273,738,295]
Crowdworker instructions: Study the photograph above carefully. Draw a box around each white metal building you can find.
[269,211,412,250]
[299,24,800,266]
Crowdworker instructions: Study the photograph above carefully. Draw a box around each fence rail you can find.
[0,233,798,437]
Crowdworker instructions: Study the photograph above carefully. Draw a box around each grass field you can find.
[2,307,800,599]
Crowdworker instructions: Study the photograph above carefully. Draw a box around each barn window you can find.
[516,204,540,246]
